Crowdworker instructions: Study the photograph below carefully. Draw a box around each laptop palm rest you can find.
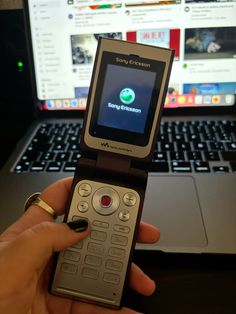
[141,175,207,248]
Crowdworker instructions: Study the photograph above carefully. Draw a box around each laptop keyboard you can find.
[14,120,236,173]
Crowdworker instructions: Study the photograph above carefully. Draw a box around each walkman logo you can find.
[101,142,110,148]
[101,141,132,153]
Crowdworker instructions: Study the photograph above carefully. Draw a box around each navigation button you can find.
[78,201,89,213]
[123,192,137,206]
[100,194,112,207]
[119,210,130,222]
[78,183,92,197]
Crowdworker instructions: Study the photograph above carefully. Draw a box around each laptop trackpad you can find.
[143,175,207,247]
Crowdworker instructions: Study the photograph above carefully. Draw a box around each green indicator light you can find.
[18,61,23,67]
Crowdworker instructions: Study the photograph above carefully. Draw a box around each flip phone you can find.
[50,37,174,309]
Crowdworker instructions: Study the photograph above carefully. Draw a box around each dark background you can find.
[0,7,236,314]
[0,8,34,169]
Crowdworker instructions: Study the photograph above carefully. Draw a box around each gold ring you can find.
[24,192,58,219]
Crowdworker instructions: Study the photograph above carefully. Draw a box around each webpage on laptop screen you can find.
[28,0,236,110]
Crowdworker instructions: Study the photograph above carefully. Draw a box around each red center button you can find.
[100,195,112,208]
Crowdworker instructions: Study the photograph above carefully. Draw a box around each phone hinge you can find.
[96,152,148,184]
[96,152,131,174]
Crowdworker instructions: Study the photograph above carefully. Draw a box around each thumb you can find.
[6,219,90,272]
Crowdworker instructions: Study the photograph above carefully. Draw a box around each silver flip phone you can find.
[50,38,174,309]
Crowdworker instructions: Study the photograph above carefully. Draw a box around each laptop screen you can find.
[26,0,236,112]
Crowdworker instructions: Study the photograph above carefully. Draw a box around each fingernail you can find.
[67,219,88,232]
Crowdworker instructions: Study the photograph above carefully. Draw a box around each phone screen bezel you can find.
[89,51,165,147]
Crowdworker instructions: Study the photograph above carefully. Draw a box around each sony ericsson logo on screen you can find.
[119,88,135,105]
[107,87,142,113]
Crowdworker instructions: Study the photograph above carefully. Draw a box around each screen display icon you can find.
[119,88,135,105]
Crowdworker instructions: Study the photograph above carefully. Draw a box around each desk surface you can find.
[125,251,236,314]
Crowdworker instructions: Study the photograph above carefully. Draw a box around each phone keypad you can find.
[61,262,78,274]
[63,250,81,262]
[55,179,140,306]
[90,230,107,242]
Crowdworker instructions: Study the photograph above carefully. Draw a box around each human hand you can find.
[0,177,160,314]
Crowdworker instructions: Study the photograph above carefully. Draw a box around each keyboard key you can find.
[170,151,185,161]
[187,151,202,161]
[46,162,62,172]
[53,135,64,143]
[15,161,30,172]
[149,162,169,172]
[230,162,236,172]
[71,152,81,162]
[194,161,210,173]
[63,162,76,172]
[52,143,67,151]
[187,133,201,141]
[30,161,46,172]
[40,152,55,161]
[21,150,40,161]
[221,121,236,133]
[204,151,220,161]
[172,134,185,142]
[209,141,224,150]
[153,151,167,161]
[176,142,191,151]
[193,142,208,151]
[161,142,174,151]
[68,143,80,151]
[221,151,236,161]
[55,152,70,161]
[201,132,216,141]
[218,133,233,142]
[226,142,236,150]
[172,161,191,172]
[213,166,229,173]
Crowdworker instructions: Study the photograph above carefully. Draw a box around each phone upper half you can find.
[82,38,174,161]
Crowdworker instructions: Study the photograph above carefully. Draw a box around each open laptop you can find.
[0,0,235,254]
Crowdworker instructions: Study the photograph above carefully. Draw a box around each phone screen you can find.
[97,64,156,134]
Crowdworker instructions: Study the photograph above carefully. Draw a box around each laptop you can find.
[0,0,235,254]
